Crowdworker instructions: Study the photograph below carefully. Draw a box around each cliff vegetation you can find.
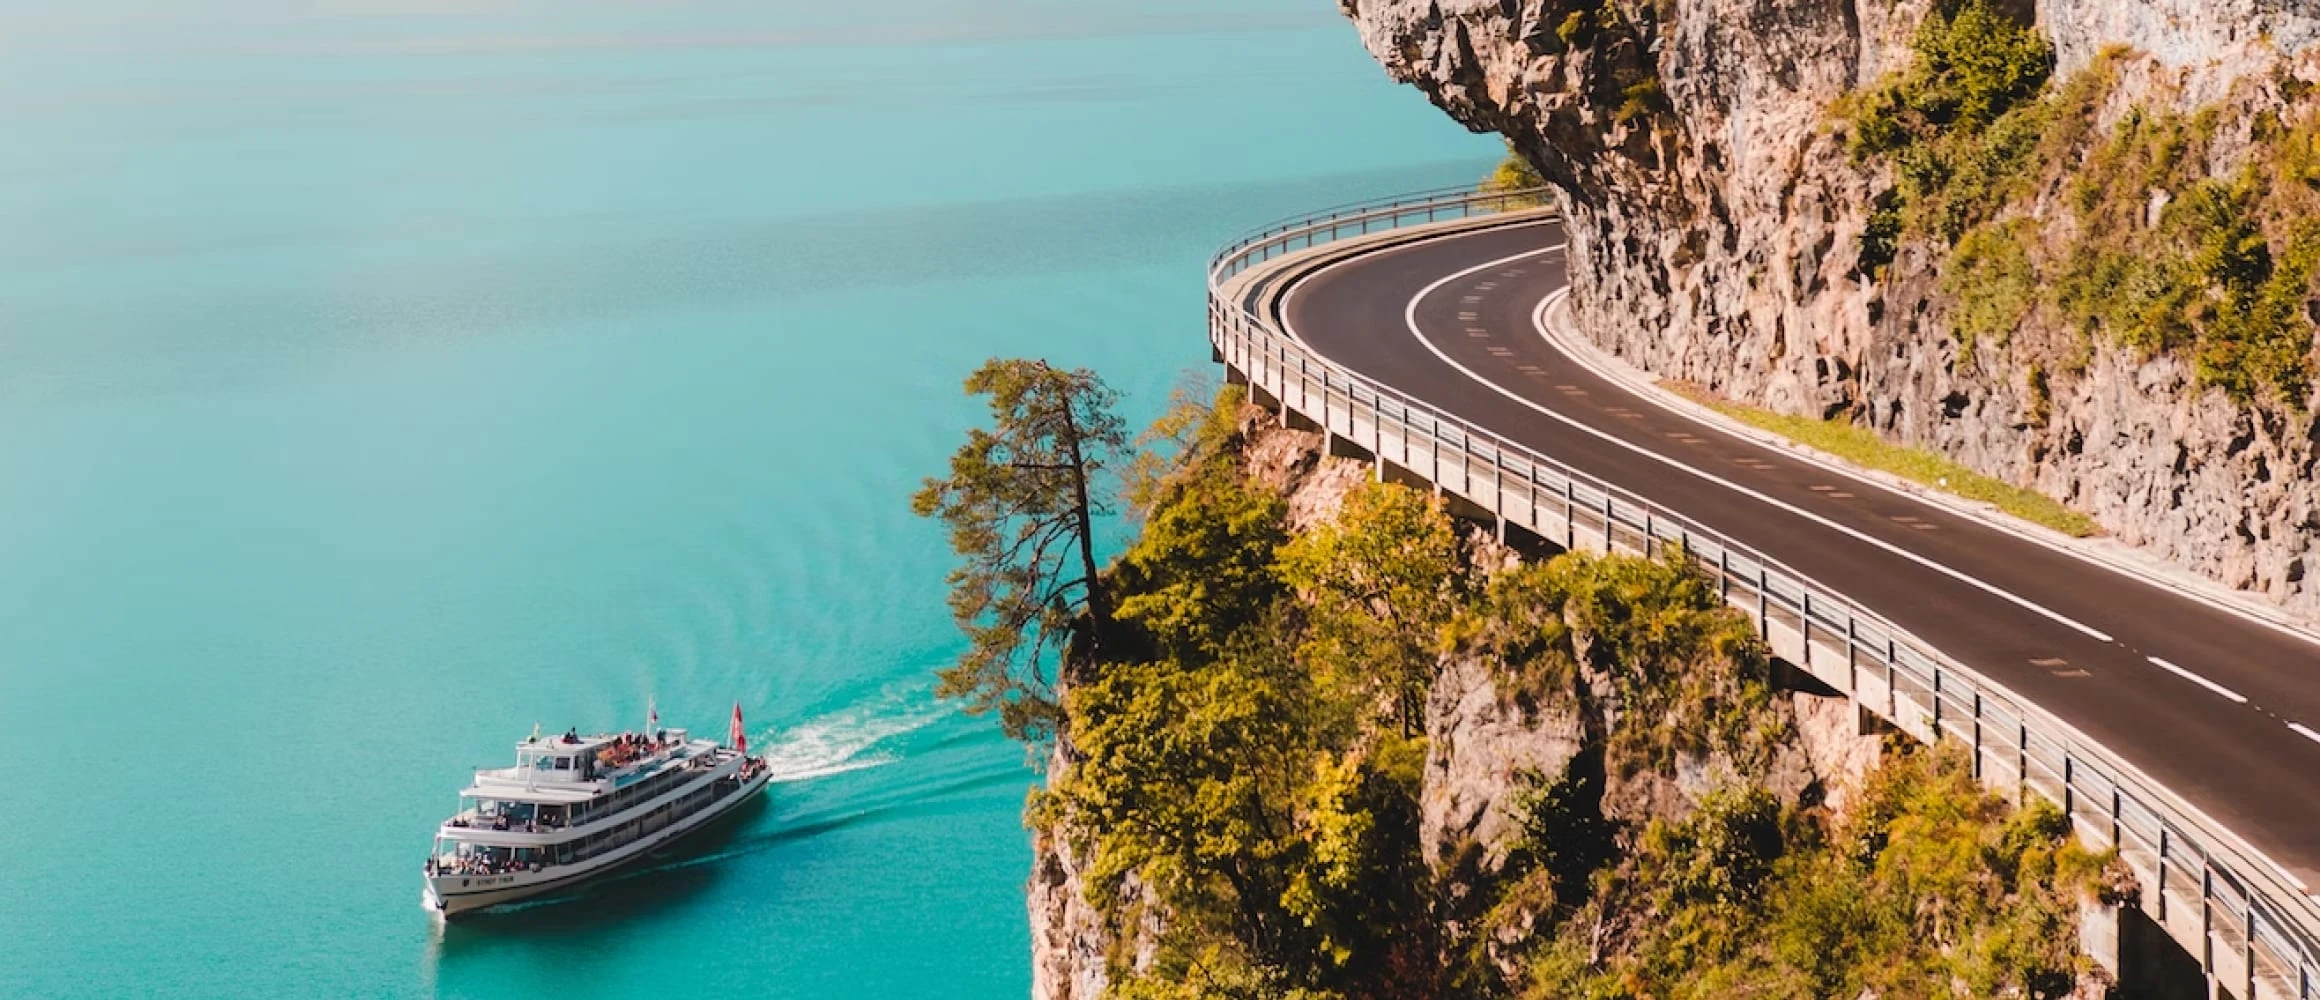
[1840,0,2320,412]
[916,371,2122,999]
[1344,0,2320,611]
[1486,747,2118,999]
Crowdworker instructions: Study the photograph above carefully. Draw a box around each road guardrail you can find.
[1207,186,2320,999]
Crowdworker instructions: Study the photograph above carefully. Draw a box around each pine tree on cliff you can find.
[914,358,1125,742]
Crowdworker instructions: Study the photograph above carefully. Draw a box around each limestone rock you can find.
[1027,824,1110,1000]
[1791,690,1881,814]
[1341,0,2320,620]
[1421,652,1588,870]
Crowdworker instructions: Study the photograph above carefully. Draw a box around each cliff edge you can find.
[1026,393,2121,998]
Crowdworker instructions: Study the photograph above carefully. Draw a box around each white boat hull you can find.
[424,767,770,918]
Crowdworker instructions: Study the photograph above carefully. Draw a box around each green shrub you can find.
[2197,220,2320,405]
[1480,144,1552,209]
[1945,219,2040,362]
[2274,113,2320,189]
[1847,0,2053,158]
[1856,199,1902,277]
[1840,1,2062,249]
[1555,8,1597,48]
[1614,77,1666,124]
[2056,164,2320,407]
[1912,0,2055,129]
[1499,762,1615,912]
[1278,482,1465,736]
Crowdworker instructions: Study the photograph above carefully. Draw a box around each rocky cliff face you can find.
[1341,0,2320,616]
[1028,748,1113,1000]
[1027,835,1104,1000]
[1418,646,1874,922]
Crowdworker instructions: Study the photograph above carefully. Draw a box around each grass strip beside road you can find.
[1667,383,2103,538]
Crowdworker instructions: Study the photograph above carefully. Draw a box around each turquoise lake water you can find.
[0,2,1492,996]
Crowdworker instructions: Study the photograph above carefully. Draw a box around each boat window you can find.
[554,756,571,770]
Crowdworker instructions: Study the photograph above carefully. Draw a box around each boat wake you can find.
[752,687,951,784]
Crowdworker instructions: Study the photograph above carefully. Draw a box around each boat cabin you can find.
[443,728,705,834]
[518,740,601,781]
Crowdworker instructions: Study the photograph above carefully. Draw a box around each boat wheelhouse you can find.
[422,717,767,917]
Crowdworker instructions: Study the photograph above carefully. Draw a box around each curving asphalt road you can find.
[1273,217,2320,883]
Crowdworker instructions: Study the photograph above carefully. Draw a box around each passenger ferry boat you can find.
[422,704,769,918]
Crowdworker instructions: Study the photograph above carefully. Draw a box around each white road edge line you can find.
[2146,656,2250,704]
[1262,216,2320,897]
[1362,246,2118,645]
[1531,287,2320,658]
[1273,218,1566,354]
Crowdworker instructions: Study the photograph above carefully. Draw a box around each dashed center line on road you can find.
[1272,225,2320,898]
[1299,241,2130,663]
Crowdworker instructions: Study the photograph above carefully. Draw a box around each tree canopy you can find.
[1277,483,1465,735]
[913,358,1126,742]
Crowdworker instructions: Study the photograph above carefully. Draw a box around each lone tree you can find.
[914,358,1126,742]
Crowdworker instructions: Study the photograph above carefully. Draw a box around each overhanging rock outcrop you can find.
[1340,0,2320,617]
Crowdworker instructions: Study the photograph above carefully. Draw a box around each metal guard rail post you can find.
[1206,185,2320,998]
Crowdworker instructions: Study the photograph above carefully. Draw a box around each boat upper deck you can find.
[463,729,716,804]
[438,727,752,845]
